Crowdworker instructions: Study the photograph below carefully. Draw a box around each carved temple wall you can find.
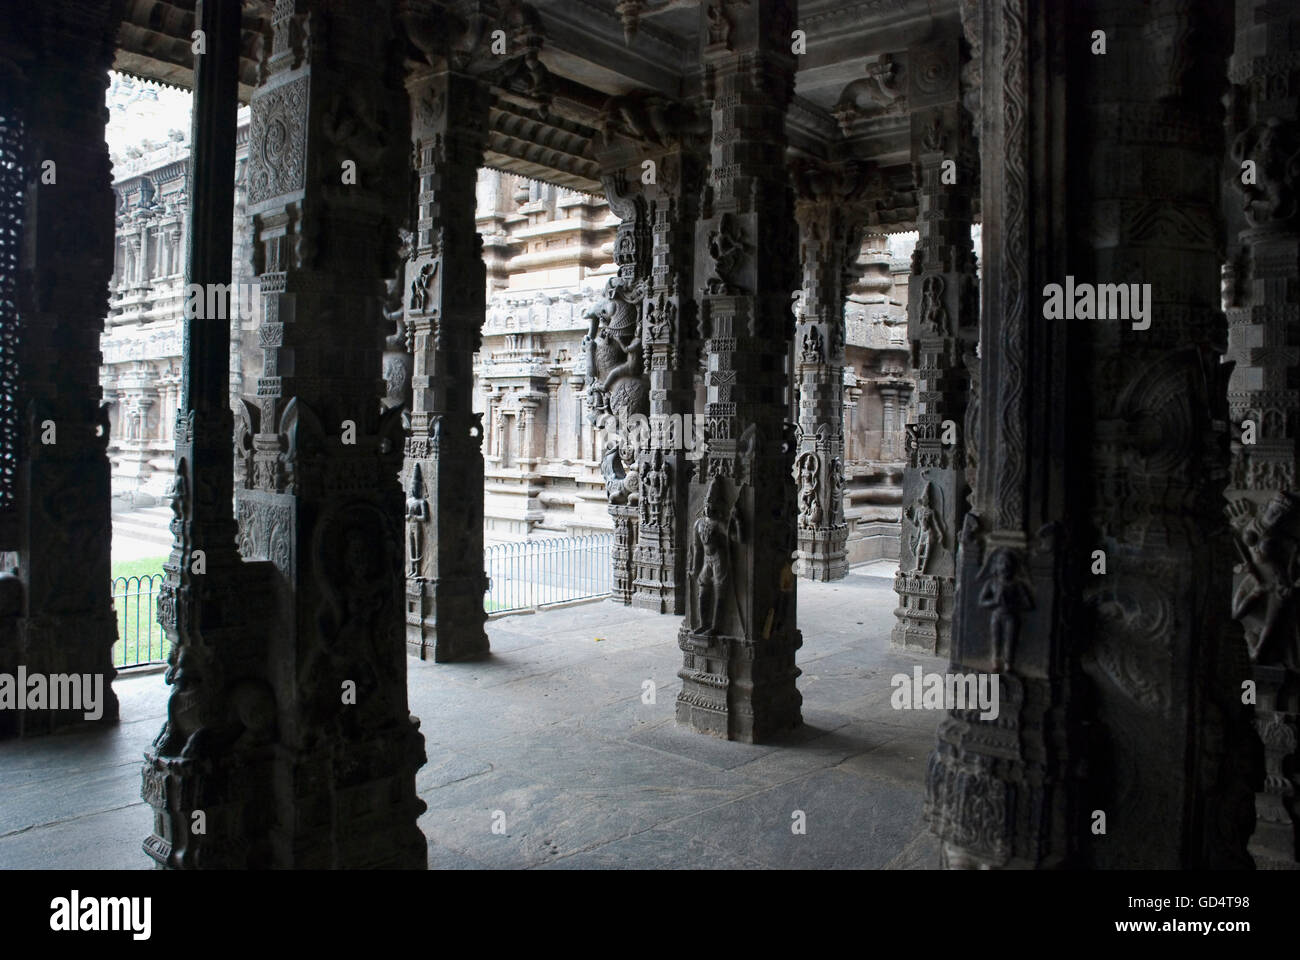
[104,117,917,555]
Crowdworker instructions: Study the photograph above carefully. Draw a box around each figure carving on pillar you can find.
[830,457,845,525]
[920,275,949,337]
[405,464,428,578]
[705,213,744,294]
[796,452,821,528]
[705,2,732,48]
[688,476,742,636]
[640,450,669,526]
[1228,494,1300,670]
[1231,118,1300,228]
[582,277,647,426]
[601,439,638,505]
[979,548,1034,672]
[382,241,413,411]
[800,324,824,365]
[906,481,945,574]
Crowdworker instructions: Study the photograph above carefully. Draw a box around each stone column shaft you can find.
[149,0,426,869]
[143,0,262,867]
[892,39,977,658]
[791,169,864,582]
[1,0,123,739]
[1224,0,1300,870]
[631,145,703,615]
[676,0,802,743]
[403,67,490,662]
[926,1,1255,870]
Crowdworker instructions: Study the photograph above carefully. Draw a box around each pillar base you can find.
[675,626,802,744]
[891,571,952,656]
[3,613,120,738]
[405,577,489,662]
[796,526,849,581]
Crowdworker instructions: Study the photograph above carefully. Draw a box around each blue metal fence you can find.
[485,534,613,614]
[111,573,168,668]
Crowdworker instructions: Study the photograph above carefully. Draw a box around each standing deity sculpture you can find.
[979,549,1034,671]
[405,464,429,578]
[905,481,944,574]
[688,476,742,636]
[797,452,821,528]
[640,450,669,526]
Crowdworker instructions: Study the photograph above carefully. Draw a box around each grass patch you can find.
[112,555,167,582]
[110,555,169,668]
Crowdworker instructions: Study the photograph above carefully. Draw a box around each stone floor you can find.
[0,566,945,869]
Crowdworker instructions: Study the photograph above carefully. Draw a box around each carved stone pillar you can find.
[1,0,122,738]
[146,0,426,869]
[926,1,1255,869]
[892,38,977,658]
[595,138,705,616]
[593,168,650,605]
[1224,0,1300,869]
[402,63,490,662]
[676,0,802,743]
[790,164,866,582]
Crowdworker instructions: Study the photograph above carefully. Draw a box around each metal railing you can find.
[111,573,169,668]
[485,534,613,614]
[107,535,611,663]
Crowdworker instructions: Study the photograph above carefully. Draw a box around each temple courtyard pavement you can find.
[0,562,944,870]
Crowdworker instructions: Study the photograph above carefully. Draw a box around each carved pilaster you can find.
[628,143,705,615]
[148,0,426,869]
[790,162,867,582]
[1224,0,1300,869]
[1078,0,1253,871]
[594,166,651,605]
[402,62,491,662]
[927,2,1081,872]
[928,0,1255,870]
[676,0,802,743]
[891,38,977,658]
[2,0,123,738]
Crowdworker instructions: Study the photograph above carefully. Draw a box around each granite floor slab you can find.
[0,572,944,869]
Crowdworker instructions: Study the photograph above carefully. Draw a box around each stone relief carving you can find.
[247,75,308,205]
[1231,117,1299,228]
[583,277,648,426]
[704,213,745,295]
[1228,494,1300,671]
[639,450,671,528]
[800,323,824,364]
[796,451,821,528]
[1085,579,1175,714]
[600,439,638,506]
[979,548,1034,671]
[405,464,429,578]
[905,480,945,574]
[687,475,743,636]
[919,274,949,337]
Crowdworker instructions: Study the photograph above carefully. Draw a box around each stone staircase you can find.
[111,506,174,561]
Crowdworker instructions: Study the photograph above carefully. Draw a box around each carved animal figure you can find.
[583,277,648,430]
